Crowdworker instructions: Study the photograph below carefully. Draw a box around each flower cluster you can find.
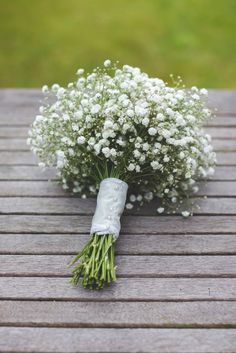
[28,60,216,215]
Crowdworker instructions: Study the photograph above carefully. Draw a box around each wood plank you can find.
[207,116,236,127]
[217,153,236,165]
[213,140,236,151]
[0,89,42,105]
[0,327,235,353]
[0,255,235,277]
[0,277,235,300]
[0,215,235,234]
[1,196,236,215]
[208,90,236,114]
[0,166,56,180]
[0,151,234,165]
[0,139,28,151]
[1,233,235,255]
[1,301,235,328]
[0,138,235,152]
[0,166,234,181]
[0,152,37,164]
[0,182,65,196]
[213,166,236,180]
[0,106,37,125]
[0,126,29,138]
[205,127,236,138]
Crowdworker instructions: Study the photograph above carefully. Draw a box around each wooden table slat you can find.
[1,233,236,255]
[0,277,235,300]
[0,327,235,353]
[0,301,235,328]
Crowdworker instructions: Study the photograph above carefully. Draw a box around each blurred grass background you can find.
[0,0,235,88]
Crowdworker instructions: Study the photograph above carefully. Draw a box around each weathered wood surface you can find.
[1,255,236,277]
[0,277,235,300]
[1,301,236,327]
[1,233,236,255]
[0,328,235,353]
[0,89,236,353]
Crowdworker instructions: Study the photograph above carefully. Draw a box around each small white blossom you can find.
[77,136,86,144]
[182,211,190,217]
[104,59,111,67]
[91,104,101,114]
[76,68,84,75]
[148,127,157,136]
[130,194,136,202]
[127,163,135,171]
[126,203,134,210]
[157,207,164,214]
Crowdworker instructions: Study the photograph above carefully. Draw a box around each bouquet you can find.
[28,60,216,289]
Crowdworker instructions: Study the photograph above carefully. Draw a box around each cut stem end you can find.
[68,233,116,290]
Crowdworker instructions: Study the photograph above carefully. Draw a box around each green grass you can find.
[0,0,235,87]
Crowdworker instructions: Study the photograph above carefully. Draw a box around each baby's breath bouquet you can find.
[28,60,216,289]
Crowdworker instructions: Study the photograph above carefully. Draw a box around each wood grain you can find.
[1,233,235,255]
[0,215,236,234]
[0,277,235,300]
[0,327,235,353]
[1,301,235,327]
[1,196,236,215]
[0,255,235,277]
[0,166,56,180]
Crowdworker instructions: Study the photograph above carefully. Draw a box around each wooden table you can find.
[0,89,236,353]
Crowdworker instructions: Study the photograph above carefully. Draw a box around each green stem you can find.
[68,233,116,289]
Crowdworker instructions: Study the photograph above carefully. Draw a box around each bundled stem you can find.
[68,233,116,289]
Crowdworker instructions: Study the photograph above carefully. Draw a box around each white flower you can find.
[91,104,101,114]
[157,207,164,214]
[148,127,157,136]
[38,162,46,169]
[142,117,149,126]
[57,88,65,98]
[76,68,84,75]
[127,163,135,171]
[130,194,136,202]
[156,113,164,121]
[135,105,147,117]
[182,211,190,217]
[126,203,134,210]
[104,59,111,67]
[200,88,208,95]
[42,85,49,94]
[104,120,114,129]
[77,136,86,144]
[102,147,110,158]
[127,109,134,117]
[151,161,159,170]
[75,110,83,120]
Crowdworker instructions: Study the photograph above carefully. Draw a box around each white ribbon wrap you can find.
[90,178,128,241]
